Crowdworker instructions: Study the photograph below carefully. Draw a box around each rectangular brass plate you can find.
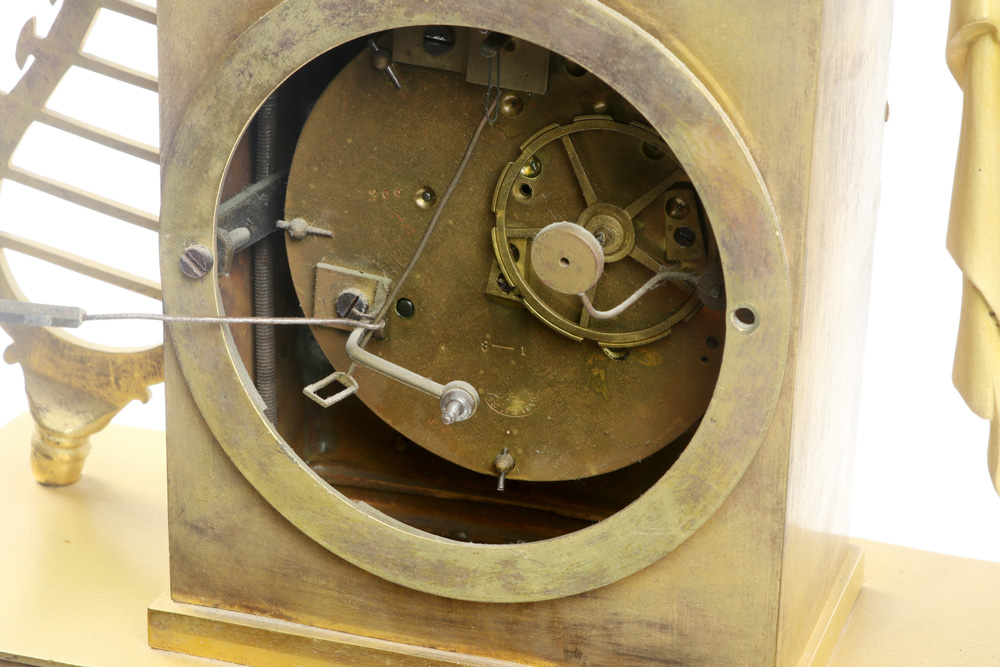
[313,262,391,330]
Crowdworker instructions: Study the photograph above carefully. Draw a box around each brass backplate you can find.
[285,44,724,481]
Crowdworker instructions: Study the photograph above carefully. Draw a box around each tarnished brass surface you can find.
[158,0,789,602]
[153,0,899,662]
[150,595,530,667]
[285,46,723,480]
[0,0,162,485]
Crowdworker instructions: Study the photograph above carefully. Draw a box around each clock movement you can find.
[0,0,896,664]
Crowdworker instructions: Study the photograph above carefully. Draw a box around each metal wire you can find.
[484,53,501,124]
[346,95,500,377]
[84,312,384,329]
[579,270,697,320]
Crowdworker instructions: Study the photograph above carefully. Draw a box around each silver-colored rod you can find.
[344,328,444,398]
[87,313,384,328]
[0,298,385,330]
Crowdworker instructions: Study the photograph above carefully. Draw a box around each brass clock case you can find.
[160,0,790,603]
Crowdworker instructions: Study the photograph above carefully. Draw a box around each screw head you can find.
[422,26,456,56]
[673,226,697,248]
[335,290,369,318]
[500,93,524,118]
[440,382,479,425]
[666,196,691,220]
[520,155,542,179]
[179,244,213,278]
[592,100,613,115]
[496,273,514,293]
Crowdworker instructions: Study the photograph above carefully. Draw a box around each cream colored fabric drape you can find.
[948,1,1000,492]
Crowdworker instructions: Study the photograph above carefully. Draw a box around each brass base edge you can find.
[795,544,865,667]
[148,593,528,667]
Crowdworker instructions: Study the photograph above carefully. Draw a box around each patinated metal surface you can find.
[154,0,900,663]
[158,0,789,603]
[284,48,723,480]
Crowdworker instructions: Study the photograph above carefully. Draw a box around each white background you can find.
[1,1,998,561]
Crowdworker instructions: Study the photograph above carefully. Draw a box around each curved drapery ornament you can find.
[947,0,1000,494]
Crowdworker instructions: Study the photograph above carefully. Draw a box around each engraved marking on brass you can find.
[485,388,539,417]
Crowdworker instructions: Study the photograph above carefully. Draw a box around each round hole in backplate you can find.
[395,298,416,318]
[641,141,665,160]
[706,336,720,350]
[732,307,758,332]
[700,356,709,364]
[564,58,587,77]
[415,186,436,209]
[509,243,521,262]
[559,257,570,267]
[518,182,533,199]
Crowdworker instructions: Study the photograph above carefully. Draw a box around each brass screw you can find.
[500,93,524,118]
[666,196,691,220]
[179,244,213,279]
[673,226,697,248]
[496,273,514,293]
[520,155,542,179]
[592,101,613,116]
[422,26,456,56]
